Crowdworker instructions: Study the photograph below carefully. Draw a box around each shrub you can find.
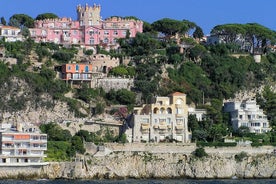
[193,147,208,158]
[235,151,248,162]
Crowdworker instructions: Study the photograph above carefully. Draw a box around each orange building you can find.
[61,63,93,80]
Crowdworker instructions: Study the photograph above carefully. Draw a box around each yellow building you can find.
[131,92,191,143]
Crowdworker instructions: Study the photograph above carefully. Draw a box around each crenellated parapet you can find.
[77,3,101,26]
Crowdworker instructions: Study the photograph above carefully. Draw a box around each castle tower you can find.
[77,3,101,26]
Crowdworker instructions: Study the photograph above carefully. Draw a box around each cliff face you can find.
[1,151,276,179]
[41,152,276,179]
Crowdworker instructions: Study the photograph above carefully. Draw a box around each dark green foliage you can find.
[1,17,7,25]
[193,147,208,158]
[45,141,73,161]
[193,26,204,39]
[95,102,105,115]
[72,135,86,154]
[106,89,136,106]
[40,122,72,141]
[9,14,34,28]
[52,50,74,62]
[235,151,248,162]
[84,49,93,55]
[76,84,102,103]
[235,126,250,137]
[196,141,237,147]
[152,18,188,37]
[35,13,59,20]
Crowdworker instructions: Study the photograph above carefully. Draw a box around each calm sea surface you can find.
[0,179,275,184]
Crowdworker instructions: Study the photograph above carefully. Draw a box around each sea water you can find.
[0,179,275,184]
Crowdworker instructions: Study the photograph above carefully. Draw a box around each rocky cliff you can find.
[2,149,276,180]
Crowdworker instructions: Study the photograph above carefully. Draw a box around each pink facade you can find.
[29,3,143,48]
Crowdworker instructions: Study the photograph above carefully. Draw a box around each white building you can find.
[130,92,191,143]
[188,107,207,121]
[0,25,22,42]
[0,123,47,166]
[224,99,270,133]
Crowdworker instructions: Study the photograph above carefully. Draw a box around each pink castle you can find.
[29,3,143,48]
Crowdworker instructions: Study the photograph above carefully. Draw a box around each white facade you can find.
[224,99,270,133]
[0,123,47,166]
[0,25,22,42]
[188,107,207,121]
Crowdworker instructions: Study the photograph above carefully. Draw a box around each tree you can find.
[236,126,250,137]
[72,135,85,154]
[35,13,58,20]
[209,123,228,142]
[193,26,204,39]
[152,18,188,37]
[143,21,153,33]
[0,17,6,25]
[193,147,208,158]
[189,44,207,62]
[9,14,34,28]
[116,89,136,105]
[108,66,129,77]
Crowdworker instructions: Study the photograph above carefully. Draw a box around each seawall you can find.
[1,144,276,179]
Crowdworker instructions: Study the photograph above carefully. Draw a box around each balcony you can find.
[175,125,184,130]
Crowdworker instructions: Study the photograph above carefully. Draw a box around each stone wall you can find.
[1,145,276,179]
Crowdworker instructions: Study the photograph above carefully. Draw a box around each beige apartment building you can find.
[131,92,191,143]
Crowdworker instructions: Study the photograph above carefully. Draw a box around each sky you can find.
[1,0,276,34]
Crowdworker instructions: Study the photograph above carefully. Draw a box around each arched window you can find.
[160,107,165,114]
[167,108,172,114]
[153,107,159,114]
[85,66,89,72]
[104,38,109,43]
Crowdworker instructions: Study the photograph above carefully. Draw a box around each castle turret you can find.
[77,3,101,26]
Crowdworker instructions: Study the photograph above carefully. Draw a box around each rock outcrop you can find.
[1,149,276,180]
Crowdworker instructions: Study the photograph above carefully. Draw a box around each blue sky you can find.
[1,0,275,34]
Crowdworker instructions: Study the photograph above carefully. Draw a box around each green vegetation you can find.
[1,13,276,160]
[235,151,248,162]
[193,147,208,158]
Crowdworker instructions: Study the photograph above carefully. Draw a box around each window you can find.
[89,30,94,36]
[68,66,71,70]
[104,31,109,35]
[142,118,149,123]
[85,66,89,72]
[76,65,79,71]
[176,108,183,114]
[12,30,15,35]
[89,38,94,45]
[113,30,118,35]
[103,38,109,43]
[239,115,243,119]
